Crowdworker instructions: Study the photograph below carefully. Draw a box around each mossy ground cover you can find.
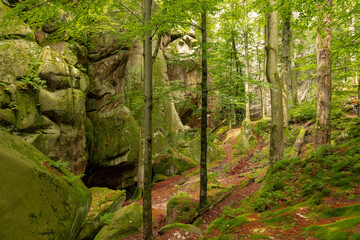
[201,111,360,239]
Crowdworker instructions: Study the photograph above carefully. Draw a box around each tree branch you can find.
[114,0,144,24]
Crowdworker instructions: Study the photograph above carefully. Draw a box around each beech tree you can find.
[266,0,284,163]
[314,0,332,148]
[281,1,291,127]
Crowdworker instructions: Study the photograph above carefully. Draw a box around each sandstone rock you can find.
[94,203,143,240]
[37,46,71,91]
[0,129,91,240]
[0,108,15,128]
[32,122,87,175]
[166,195,198,224]
[0,86,10,107]
[48,42,78,66]
[38,88,86,124]
[13,89,39,130]
[0,39,40,84]
[159,223,202,235]
[88,50,128,102]
[88,103,140,167]
[153,148,198,176]
[77,187,126,240]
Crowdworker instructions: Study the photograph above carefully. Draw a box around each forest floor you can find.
[125,116,360,240]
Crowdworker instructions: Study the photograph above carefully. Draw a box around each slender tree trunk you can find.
[292,59,299,105]
[199,11,208,208]
[244,0,251,121]
[281,11,291,127]
[143,0,153,238]
[315,0,332,148]
[266,0,284,163]
[263,22,269,118]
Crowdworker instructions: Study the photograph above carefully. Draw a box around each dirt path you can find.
[126,127,265,239]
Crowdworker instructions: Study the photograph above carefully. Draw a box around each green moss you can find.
[0,129,91,240]
[166,194,198,224]
[159,223,202,235]
[207,214,250,234]
[94,203,143,240]
[153,148,198,176]
[153,174,168,183]
[321,203,360,218]
[304,216,360,240]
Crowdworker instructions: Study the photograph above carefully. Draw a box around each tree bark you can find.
[281,10,291,127]
[315,0,332,148]
[244,0,251,121]
[266,0,284,163]
[292,59,299,106]
[143,0,153,238]
[199,11,208,208]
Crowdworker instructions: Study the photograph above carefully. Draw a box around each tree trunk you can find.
[315,0,332,148]
[199,11,208,208]
[292,59,299,106]
[143,0,153,238]
[266,0,284,163]
[244,0,251,121]
[281,11,291,127]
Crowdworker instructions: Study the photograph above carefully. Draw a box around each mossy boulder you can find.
[166,195,198,224]
[12,89,39,130]
[0,108,15,128]
[153,148,198,176]
[159,223,202,235]
[0,86,10,107]
[37,46,71,91]
[94,202,143,240]
[88,103,140,167]
[38,88,86,124]
[0,129,91,240]
[0,39,40,84]
[77,187,126,240]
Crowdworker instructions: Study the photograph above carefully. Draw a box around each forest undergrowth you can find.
[126,98,360,240]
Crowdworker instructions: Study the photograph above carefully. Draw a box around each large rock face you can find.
[0,129,91,240]
[0,1,194,190]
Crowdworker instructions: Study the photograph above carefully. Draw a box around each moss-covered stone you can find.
[94,202,143,240]
[13,89,39,130]
[0,40,40,84]
[153,148,198,176]
[153,174,168,183]
[77,187,126,240]
[85,116,95,160]
[239,119,254,148]
[0,129,91,240]
[38,88,86,124]
[0,86,10,107]
[166,195,198,224]
[37,46,71,91]
[88,103,140,167]
[0,108,15,128]
[159,223,202,235]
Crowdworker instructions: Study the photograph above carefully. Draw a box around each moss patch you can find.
[94,202,143,240]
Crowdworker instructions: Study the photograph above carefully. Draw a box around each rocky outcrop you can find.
[0,129,91,240]
[163,35,200,125]
[77,187,126,240]
[94,203,143,240]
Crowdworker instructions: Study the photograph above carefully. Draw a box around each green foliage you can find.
[304,216,360,240]
[289,100,316,123]
[207,214,250,234]
[18,62,46,90]
[48,160,69,170]
[100,213,114,225]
